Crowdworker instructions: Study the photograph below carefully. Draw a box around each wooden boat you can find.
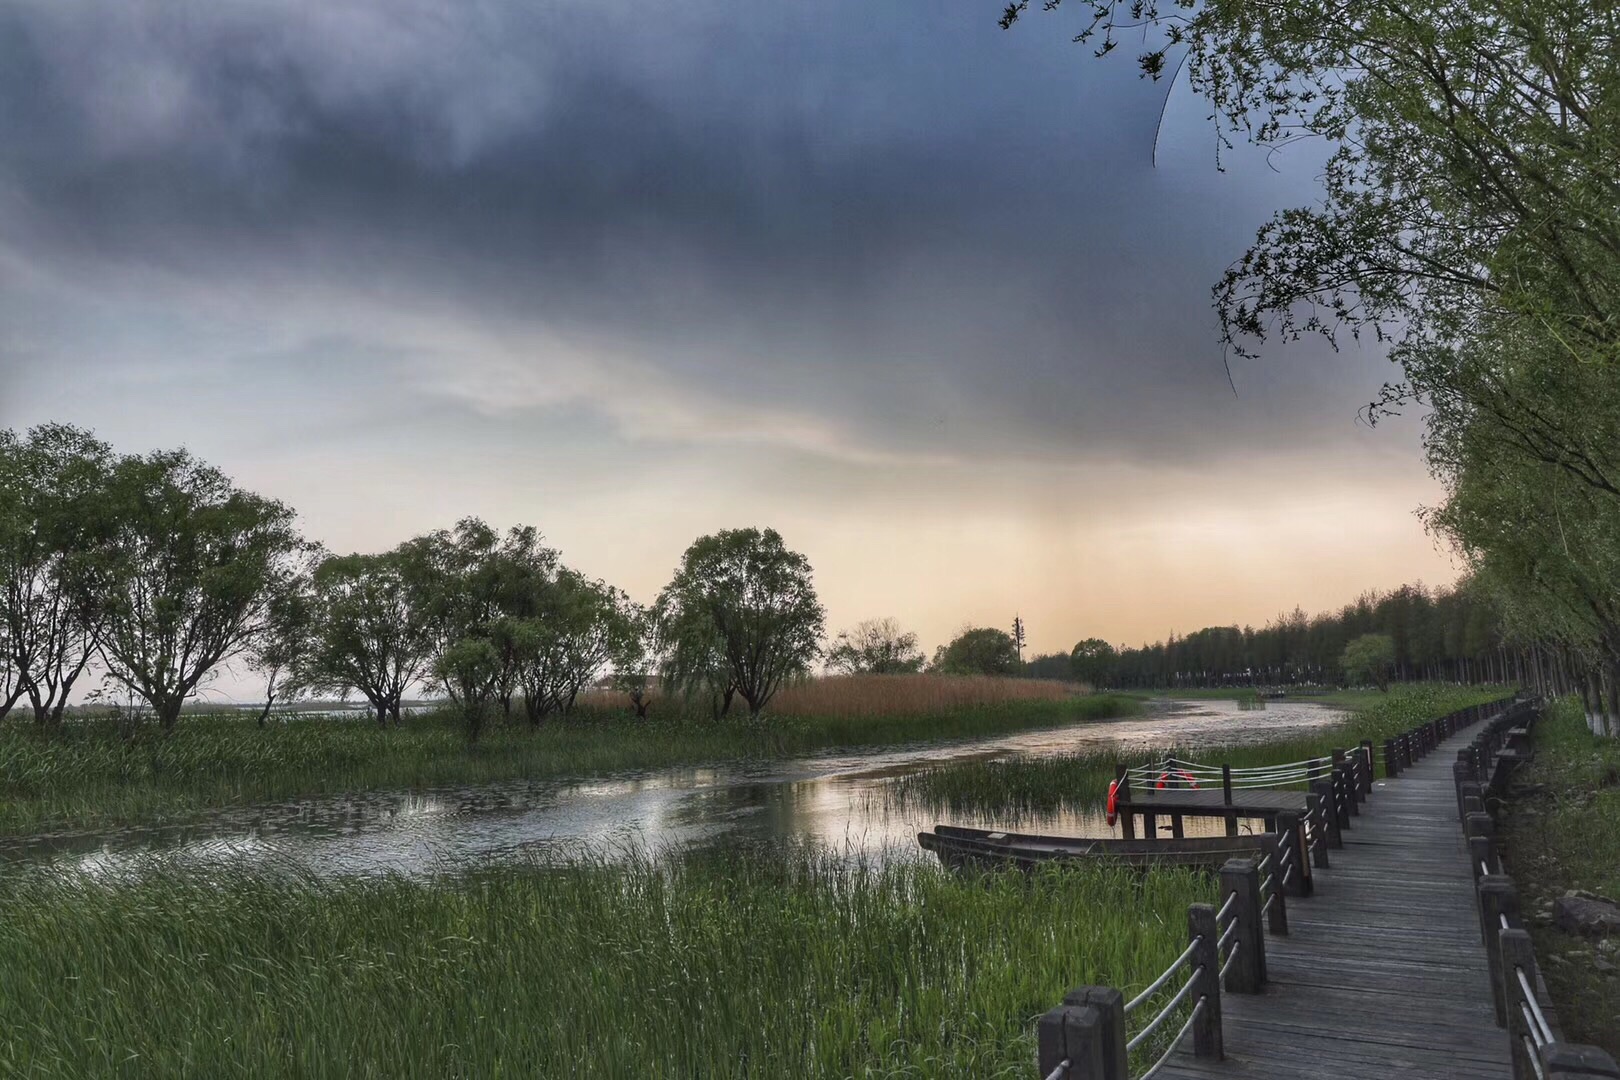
[917,824,1273,872]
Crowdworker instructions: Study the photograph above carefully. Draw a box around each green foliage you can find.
[0,425,114,726]
[299,547,437,727]
[825,617,925,675]
[1500,698,1620,1056]
[1069,637,1117,687]
[1340,633,1396,691]
[0,851,1209,1078]
[96,447,308,730]
[656,527,826,721]
[931,627,1020,676]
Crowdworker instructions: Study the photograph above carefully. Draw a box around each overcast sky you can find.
[0,0,1459,695]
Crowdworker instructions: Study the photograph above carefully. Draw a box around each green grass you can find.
[0,695,1140,835]
[1499,697,1620,1058]
[887,685,1508,817]
[0,850,1209,1079]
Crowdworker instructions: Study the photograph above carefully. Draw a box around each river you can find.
[2,698,1348,879]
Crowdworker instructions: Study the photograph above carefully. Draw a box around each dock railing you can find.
[1041,694,1572,1080]
[1455,699,1620,1080]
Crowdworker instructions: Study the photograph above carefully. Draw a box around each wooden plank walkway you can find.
[1154,728,1512,1079]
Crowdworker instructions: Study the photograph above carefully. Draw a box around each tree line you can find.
[0,426,1073,740]
[1006,0,1620,732]
[0,426,840,739]
[1069,581,1520,690]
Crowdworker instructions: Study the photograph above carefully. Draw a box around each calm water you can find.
[3,699,1347,879]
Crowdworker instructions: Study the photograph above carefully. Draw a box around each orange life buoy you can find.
[1105,779,1119,826]
[1156,769,1199,790]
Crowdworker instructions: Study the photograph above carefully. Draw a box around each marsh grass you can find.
[0,693,1139,834]
[1500,697,1620,1057]
[0,849,1209,1078]
[886,684,1507,817]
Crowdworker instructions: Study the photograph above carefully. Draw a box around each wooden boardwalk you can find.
[1154,729,1512,1079]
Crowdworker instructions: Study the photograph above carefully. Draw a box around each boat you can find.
[916,823,1274,872]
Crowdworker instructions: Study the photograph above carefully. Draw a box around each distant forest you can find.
[1095,581,1521,689]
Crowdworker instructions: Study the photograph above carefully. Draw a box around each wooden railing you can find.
[1455,700,1620,1080]
[1038,695,1540,1080]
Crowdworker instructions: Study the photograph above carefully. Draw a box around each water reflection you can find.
[3,698,1346,879]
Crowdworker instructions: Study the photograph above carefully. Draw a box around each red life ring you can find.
[1106,779,1120,826]
[1156,769,1199,790]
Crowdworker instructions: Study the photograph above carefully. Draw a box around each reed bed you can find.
[886,684,1506,817]
[573,673,1084,718]
[0,693,1138,834]
[0,850,1209,1078]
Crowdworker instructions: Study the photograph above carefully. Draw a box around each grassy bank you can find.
[0,689,1139,834]
[0,851,1205,1078]
[1499,698,1620,1057]
[887,684,1505,817]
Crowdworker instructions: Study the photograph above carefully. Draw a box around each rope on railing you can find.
[1124,936,1202,1015]
[1217,920,1238,955]
[1126,967,1203,1052]
[1043,1059,1070,1080]
[1515,967,1555,1047]
[1216,891,1238,926]
[1136,997,1207,1080]
[1219,940,1240,981]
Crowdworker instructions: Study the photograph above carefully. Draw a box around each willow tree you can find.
[656,528,825,722]
[0,425,113,726]
[97,448,306,730]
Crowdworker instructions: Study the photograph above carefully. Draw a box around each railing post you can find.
[1501,928,1548,1080]
[1305,794,1331,867]
[1470,835,1497,881]
[1275,810,1311,897]
[1541,1044,1620,1078]
[1332,765,1354,825]
[1479,876,1519,1026]
[1187,903,1223,1060]
[1332,751,1360,816]
[1059,987,1127,1080]
[1384,739,1400,778]
[1313,781,1343,849]
[1220,858,1266,992]
[1038,1003,1105,1079]
[1221,764,1237,837]
[1358,740,1375,795]
[1258,832,1288,933]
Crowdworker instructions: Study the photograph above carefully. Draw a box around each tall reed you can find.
[0,850,1208,1078]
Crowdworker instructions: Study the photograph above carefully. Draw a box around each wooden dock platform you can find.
[1152,727,1511,1079]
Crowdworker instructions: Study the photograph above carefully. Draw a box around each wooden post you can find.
[1469,835,1497,880]
[1454,763,1475,819]
[1333,764,1356,822]
[1501,929,1547,1080]
[1466,812,1495,870]
[1384,739,1400,778]
[1259,833,1288,934]
[1541,1044,1620,1078]
[1170,812,1185,839]
[1219,858,1266,992]
[1059,987,1128,1080]
[1479,875,1519,1026]
[1038,1003,1105,1079]
[1116,764,1136,841]
[1275,811,1311,897]
[1305,793,1331,867]
[1222,764,1237,837]
[1358,740,1375,795]
[1314,781,1343,849]
[1187,903,1223,1060]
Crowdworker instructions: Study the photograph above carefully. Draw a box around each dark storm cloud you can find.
[0,0,1359,464]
